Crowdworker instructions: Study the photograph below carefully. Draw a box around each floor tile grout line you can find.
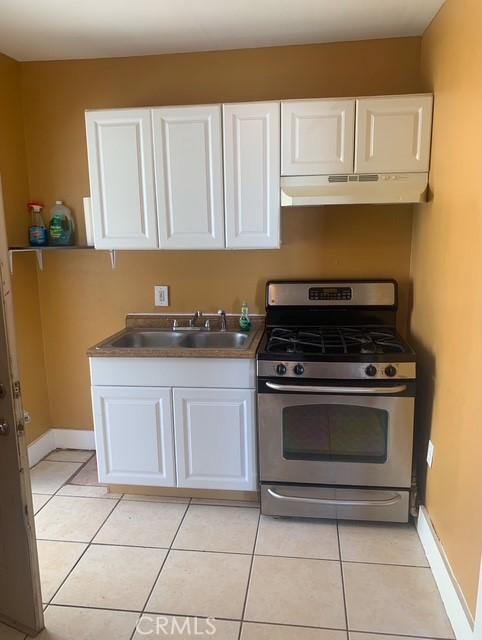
[32,492,56,517]
[43,485,122,608]
[42,458,94,464]
[237,508,261,640]
[119,497,191,505]
[31,451,95,496]
[139,499,191,613]
[33,538,430,569]
[341,559,431,569]
[347,630,455,640]
[45,493,123,501]
[336,520,350,637]
[127,499,193,640]
[35,601,457,640]
[31,450,94,476]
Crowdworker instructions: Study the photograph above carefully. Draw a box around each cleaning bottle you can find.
[28,202,48,246]
[49,200,74,245]
[239,301,252,332]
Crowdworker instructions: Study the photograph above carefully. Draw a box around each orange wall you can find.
[0,53,51,444]
[411,0,482,617]
[16,38,421,430]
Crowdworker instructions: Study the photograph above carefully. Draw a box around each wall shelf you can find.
[8,246,117,273]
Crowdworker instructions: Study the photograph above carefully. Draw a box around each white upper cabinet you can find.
[152,105,225,249]
[85,109,158,249]
[281,99,355,175]
[223,102,280,249]
[355,95,433,174]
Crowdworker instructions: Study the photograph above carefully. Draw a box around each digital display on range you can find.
[308,287,352,301]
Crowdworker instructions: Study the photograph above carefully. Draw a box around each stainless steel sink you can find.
[99,329,251,350]
[106,330,187,348]
[179,331,249,349]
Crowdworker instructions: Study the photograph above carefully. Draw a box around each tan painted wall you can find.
[411,0,482,617]
[15,38,421,430]
[0,53,51,444]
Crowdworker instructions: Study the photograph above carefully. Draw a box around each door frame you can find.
[0,176,44,635]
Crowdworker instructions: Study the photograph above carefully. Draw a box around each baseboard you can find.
[52,428,95,451]
[417,506,475,640]
[27,430,56,467]
[28,428,95,467]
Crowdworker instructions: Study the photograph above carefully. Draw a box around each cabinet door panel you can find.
[355,95,433,173]
[282,99,355,175]
[85,109,158,249]
[92,386,175,486]
[173,388,256,491]
[224,102,280,248]
[153,105,225,249]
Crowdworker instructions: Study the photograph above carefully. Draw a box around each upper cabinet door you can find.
[85,109,158,249]
[281,99,355,175]
[153,105,225,249]
[355,95,433,174]
[223,102,280,249]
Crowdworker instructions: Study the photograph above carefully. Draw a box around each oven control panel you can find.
[308,286,352,301]
[258,360,416,380]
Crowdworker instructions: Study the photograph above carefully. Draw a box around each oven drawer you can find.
[261,484,410,522]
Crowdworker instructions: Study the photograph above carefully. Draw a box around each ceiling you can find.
[0,0,445,62]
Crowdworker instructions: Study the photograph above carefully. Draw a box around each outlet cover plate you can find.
[154,285,169,307]
[426,440,434,467]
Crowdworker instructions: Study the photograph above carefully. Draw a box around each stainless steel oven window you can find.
[282,403,388,463]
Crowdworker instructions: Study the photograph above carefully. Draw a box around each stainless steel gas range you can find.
[257,280,416,523]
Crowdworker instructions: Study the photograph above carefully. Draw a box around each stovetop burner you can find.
[265,326,406,356]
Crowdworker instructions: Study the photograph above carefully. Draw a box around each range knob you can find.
[385,365,397,378]
[365,365,377,377]
[276,363,287,375]
[293,363,305,376]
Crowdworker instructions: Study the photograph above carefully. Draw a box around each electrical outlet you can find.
[426,440,435,467]
[154,285,169,307]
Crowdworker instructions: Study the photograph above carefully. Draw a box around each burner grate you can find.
[266,326,404,356]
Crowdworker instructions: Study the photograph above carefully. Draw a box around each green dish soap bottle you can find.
[239,301,251,332]
[49,200,74,246]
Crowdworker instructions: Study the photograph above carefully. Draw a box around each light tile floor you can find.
[0,450,455,640]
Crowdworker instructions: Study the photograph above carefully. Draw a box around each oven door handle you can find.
[267,488,402,507]
[265,381,407,395]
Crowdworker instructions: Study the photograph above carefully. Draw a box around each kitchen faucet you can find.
[217,309,227,332]
[190,310,203,328]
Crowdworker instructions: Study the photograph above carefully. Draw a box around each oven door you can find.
[257,379,415,488]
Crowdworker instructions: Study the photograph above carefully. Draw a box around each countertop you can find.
[87,313,265,359]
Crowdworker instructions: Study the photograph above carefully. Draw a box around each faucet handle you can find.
[172,319,178,330]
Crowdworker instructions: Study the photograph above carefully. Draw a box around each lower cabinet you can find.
[92,386,176,486]
[173,388,256,491]
[92,384,256,491]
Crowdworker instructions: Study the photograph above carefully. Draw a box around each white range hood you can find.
[280,173,428,207]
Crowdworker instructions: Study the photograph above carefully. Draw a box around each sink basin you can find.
[107,330,186,348]
[179,331,249,349]
[99,329,251,350]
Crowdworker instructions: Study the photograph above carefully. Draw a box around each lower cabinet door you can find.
[173,388,257,491]
[92,386,175,486]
